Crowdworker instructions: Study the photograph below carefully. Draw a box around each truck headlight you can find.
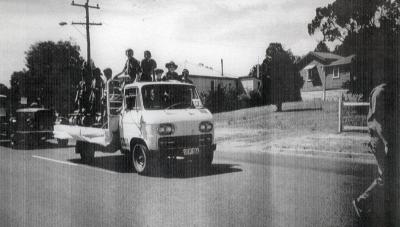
[199,121,213,132]
[158,123,175,135]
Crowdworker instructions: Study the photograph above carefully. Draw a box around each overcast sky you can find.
[0,0,332,85]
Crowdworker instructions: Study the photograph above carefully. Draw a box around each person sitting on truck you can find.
[163,61,180,81]
[154,69,164,82]
[140,50,157,82]
[180,69,193,84]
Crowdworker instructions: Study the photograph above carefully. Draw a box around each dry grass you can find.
[214,100,369,154]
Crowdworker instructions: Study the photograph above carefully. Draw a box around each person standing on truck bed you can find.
[140,50,157,82]
[115,49,142,83]
[164,61,180,81]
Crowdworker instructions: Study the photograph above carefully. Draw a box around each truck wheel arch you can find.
[130,138,147,151]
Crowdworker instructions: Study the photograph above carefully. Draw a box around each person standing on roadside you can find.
[140,50,157,81]
[352,74,396,224]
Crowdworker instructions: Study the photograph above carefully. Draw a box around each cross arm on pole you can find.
[72,22,102,26]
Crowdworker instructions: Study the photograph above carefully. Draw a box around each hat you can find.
[165,61,178,69]
[154,68,164,74]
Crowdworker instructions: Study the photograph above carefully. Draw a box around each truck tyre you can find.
[78,141,95,164]
[132,143,156,175]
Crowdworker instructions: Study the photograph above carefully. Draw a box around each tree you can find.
[0,84,9,96]
[248,64,261,78]
[308,0,400,98]
[260,43,303,111]
[314,41,330,52]
[11,41,85,114]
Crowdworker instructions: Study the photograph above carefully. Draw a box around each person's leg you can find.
[355,136,385,213]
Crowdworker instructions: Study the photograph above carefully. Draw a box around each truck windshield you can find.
[141,84,202,110]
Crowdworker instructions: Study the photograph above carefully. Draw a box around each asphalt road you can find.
[0,142,380,227]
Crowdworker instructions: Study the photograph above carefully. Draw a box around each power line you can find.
[70,0,102,73]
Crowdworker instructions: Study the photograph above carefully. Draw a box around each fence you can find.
[338,95,369,133]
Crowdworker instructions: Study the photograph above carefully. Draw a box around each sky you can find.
[0,0,332,85]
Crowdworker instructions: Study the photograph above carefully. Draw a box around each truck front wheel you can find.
[132,143,155,175]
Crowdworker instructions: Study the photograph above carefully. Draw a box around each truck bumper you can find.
[150,143,216,159]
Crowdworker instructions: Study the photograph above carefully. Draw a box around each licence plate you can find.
[183,147,200,156]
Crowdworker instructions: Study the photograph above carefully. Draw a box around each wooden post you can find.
[338,94,343,133]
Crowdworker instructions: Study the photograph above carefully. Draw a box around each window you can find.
[124,88,138,110]
[141,84,201,110]
[210,80,215,91]
[306,69,312,81]
[333,67,340,79]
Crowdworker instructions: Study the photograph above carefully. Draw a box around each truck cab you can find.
[55,79,216,174]
[118,81,216,173]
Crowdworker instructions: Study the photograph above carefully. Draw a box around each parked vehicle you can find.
[54,79,216,174]
[10,107,56,148]
[0,95,9,142]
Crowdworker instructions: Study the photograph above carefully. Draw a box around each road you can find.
[0,142,379,227]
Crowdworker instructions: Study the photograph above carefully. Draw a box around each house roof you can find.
[327,55,356,67]
[298,51,343,66]
[172,60,238,79]
[238,75,261,80]
[312,52,343,61]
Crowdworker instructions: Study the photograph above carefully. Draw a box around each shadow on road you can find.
[69,155,242,178]
[1,141,74,150]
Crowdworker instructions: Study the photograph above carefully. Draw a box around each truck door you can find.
[120,87,141,150]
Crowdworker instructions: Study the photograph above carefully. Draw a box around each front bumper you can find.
[151,134,216,158]
[11,130,53,143]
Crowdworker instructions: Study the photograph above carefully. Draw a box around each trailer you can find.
[54,78,216,174]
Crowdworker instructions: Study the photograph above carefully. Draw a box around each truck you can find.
[54,78,216,174]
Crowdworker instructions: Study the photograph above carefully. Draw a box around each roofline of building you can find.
[188,74,238,80]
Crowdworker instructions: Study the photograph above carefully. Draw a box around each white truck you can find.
[54,79,216,174]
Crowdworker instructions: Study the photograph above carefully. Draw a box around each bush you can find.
[203,87,239,113]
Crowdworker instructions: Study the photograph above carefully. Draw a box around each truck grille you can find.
[159,134,212,150]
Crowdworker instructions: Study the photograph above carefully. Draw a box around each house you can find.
[297,52,355,100]
[238,76,261,94]
[173,61,239,95]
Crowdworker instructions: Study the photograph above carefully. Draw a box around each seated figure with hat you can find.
[164,61,180,81]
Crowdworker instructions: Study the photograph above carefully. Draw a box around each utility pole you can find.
[71,0,101,76]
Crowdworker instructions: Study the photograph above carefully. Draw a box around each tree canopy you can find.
[314,41,330,52]
[11,40,85,114]
[260,43,303,110]
[308,0,399,98]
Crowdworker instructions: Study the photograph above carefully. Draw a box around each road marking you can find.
[32,155,78,166]
[32,155,116,174]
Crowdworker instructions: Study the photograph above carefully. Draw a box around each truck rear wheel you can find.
[132,143,156,175]
[76,141,95,164]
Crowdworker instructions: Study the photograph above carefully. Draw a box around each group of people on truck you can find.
[113,48,193,84]
[74,49,193,126]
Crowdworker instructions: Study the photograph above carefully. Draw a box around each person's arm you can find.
[373,89,389,152]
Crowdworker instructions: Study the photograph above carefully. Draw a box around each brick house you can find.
[297,52,355,92]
